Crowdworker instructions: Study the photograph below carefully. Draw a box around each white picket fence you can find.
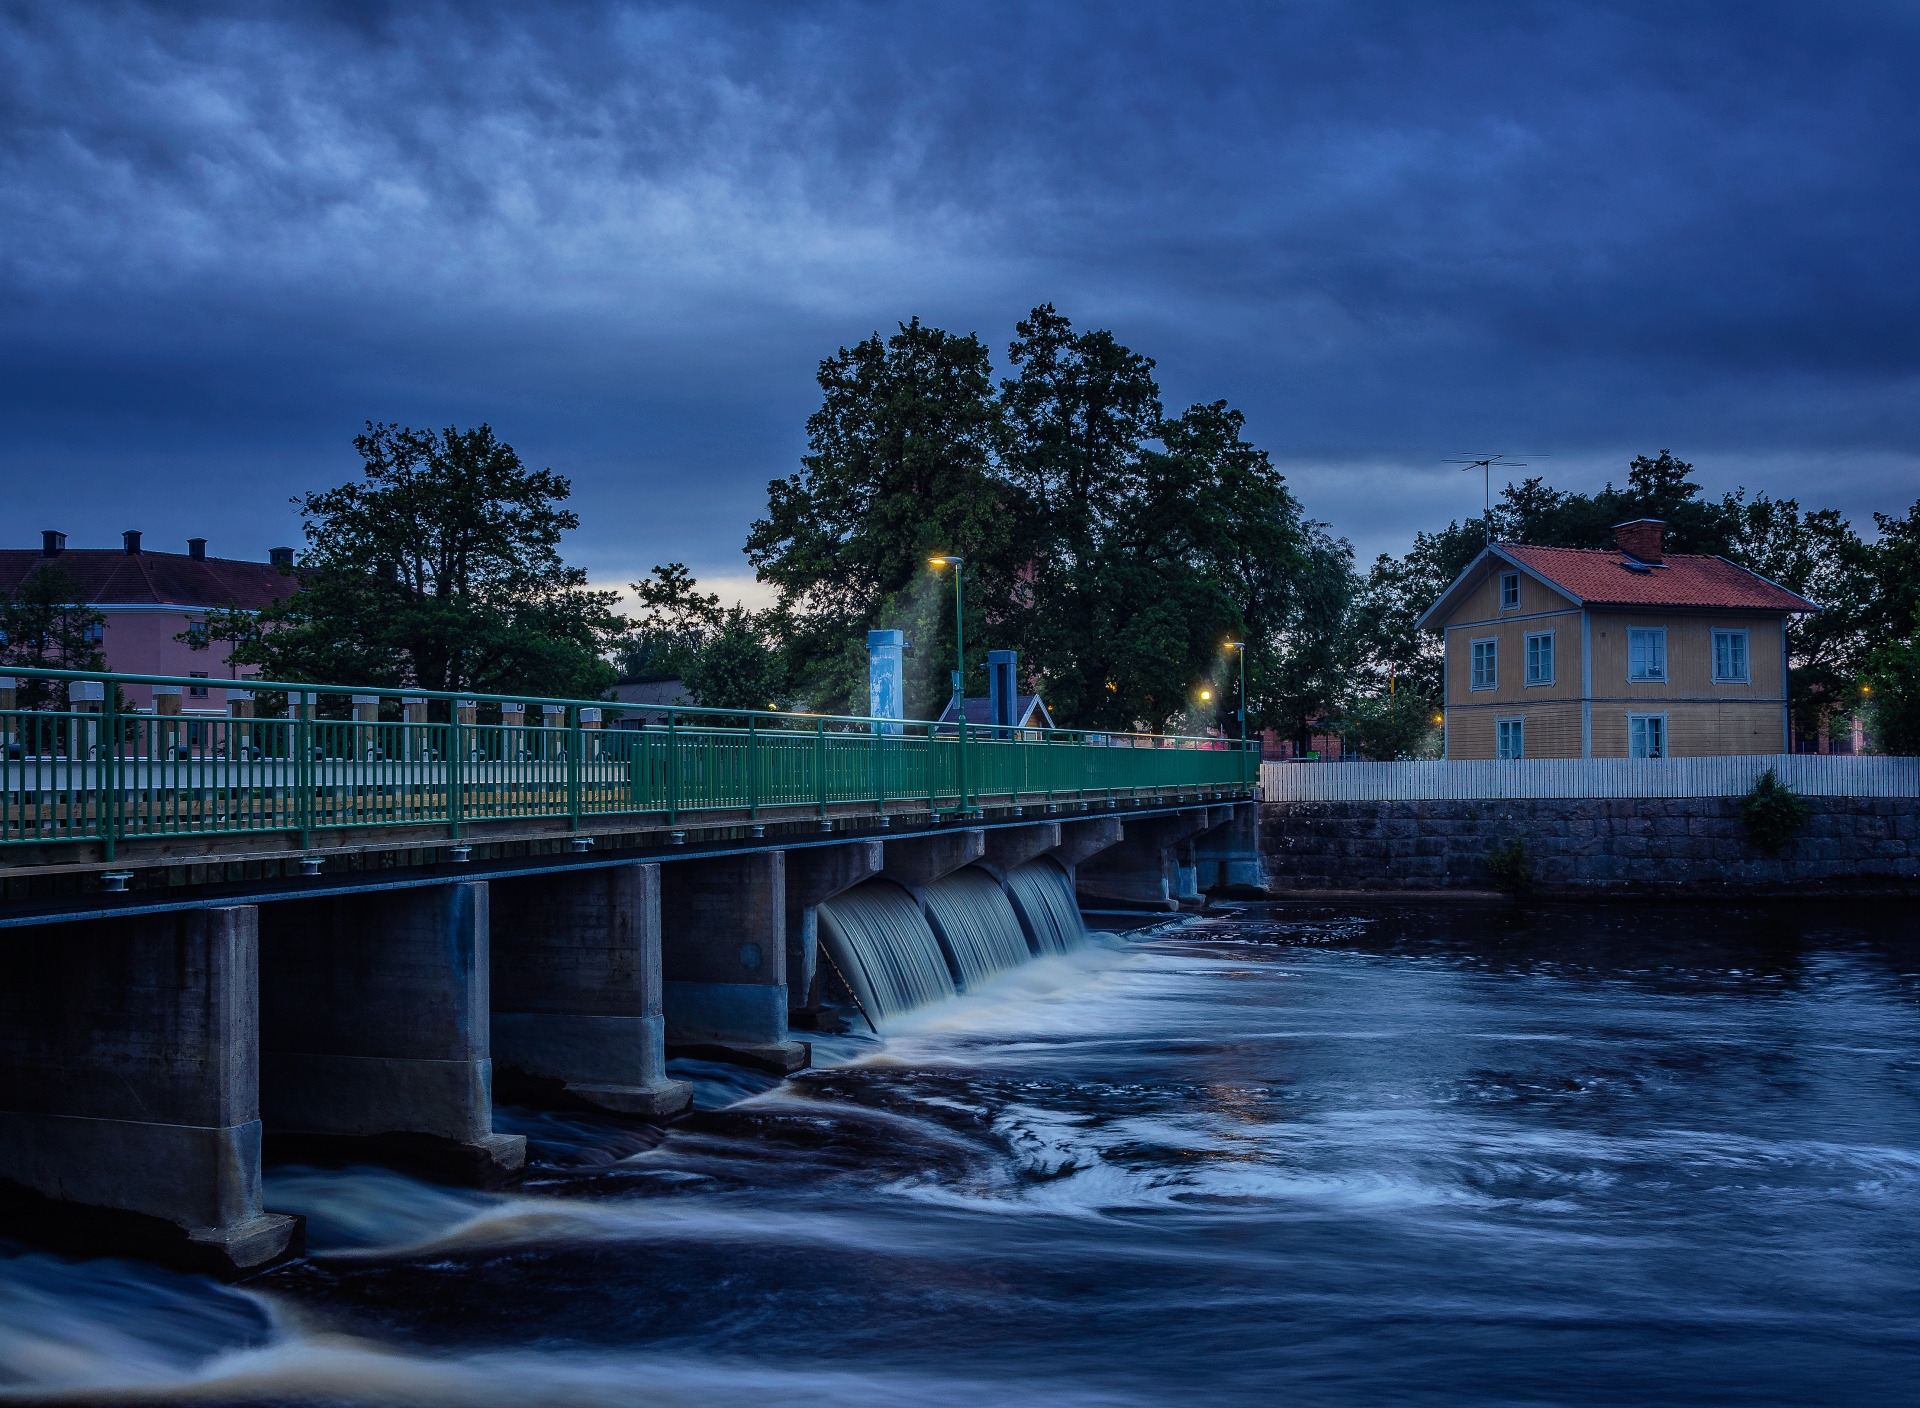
[1259,754,1919,802]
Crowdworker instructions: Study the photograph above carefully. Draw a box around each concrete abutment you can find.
[490,863,692,1118]
[0,905,300,1275]
[258,881,526,1183]
[660,852,809,1074]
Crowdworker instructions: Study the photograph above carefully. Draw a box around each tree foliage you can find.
[746,319,1012,716]
[1333,688,1441,761]
[187,424,624,701]
[0,564,107,710]
[744,306,1339,734]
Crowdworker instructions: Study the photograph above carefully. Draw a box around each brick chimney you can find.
[188,537,207,560]
[1613,519,1665,562]
[41,530,65,558]
[123,529,142,555]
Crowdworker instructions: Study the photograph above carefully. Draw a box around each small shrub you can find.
[1740,768,1811,854]
[1485,837,1530,895]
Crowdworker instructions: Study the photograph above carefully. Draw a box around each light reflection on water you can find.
[2,900,1917,1405]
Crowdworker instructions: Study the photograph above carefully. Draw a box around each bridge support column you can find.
[1049,817,1124,890]
[259,882,525,1183]
[1075,809,1212,911]
[783,842,883,1015]
[489,863,691,1118]
[0,906,300,1275]
[1194,802,1268,894]
[981,823,1062,876]
[661,852,808,1073]
[881,828,986,892]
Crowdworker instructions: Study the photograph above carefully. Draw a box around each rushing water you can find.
[4,897,1919,1405]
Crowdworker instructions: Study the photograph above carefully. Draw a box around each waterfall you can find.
[817,881,955,1022]
[924,867,1034,992]
[1004,857,1088,955]
[817,858,1088,1024]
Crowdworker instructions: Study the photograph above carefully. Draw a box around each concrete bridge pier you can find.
[783,842,883,1016]
[489,863,692,1118]
[880,828,987,900]
[0,906,301,1275]
[258,882,526,1183]
[1048,816,1125,894]
[1075,811,1212,911]
[660,852,809,1074]
[1193,802,1267,894]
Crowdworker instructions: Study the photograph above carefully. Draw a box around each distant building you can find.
[609,673,693,727]
[0,530,297,710]
[1418,519,1817,759]
[936,649,1054,735]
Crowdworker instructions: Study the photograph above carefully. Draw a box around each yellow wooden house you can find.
[1418,520,1818,759]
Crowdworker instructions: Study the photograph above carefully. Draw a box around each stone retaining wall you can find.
[1259,797,1918,893]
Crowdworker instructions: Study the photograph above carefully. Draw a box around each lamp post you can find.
[929,555,966,814]
[1225,641,1246,744]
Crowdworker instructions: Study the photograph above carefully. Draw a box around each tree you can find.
[1857,497,1920,753]
[747,319,1014,715]
[1333,689,1440,761]
[620,563,723,680]
[0,564,107,710]
[187,423,624,702]
[683,605,789,712]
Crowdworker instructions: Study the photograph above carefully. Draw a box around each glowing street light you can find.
[1224,641,1247,745]
[929,555,968,812]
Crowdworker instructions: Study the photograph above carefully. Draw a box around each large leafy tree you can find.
[188,423,624,702]
[747,319,1014,716]
[1,564,108,710]
[1858,497,1920,752]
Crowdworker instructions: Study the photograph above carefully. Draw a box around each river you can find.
[2,898,1916,1405]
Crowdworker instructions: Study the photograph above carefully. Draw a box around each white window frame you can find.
[1711,628,1750,684]
[1500,571,1520,611]
[1470,637,1498,691]
[1627,626,1667,682]
[1495,716,1524,760]
[1628,712,1667,759]
[1524,630,1555,686]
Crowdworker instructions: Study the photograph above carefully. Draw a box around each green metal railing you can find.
[0,667,1257,857]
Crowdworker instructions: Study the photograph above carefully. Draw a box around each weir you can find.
[0,664,1259,1275]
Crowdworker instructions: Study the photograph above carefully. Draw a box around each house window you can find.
[1712,629,1749,683]
[1500,572,1520,610]
[1525,632,1554,685]
[1496,717,1524,759]
[1628,628,1666,681]
[1470,638,1497,690]
[189,671,209,699]
[1629,713,1667,758]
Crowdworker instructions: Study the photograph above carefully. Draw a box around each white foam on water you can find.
[4,1319,1152,1406]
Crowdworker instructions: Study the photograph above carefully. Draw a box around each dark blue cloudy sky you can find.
[3,0,1916,602]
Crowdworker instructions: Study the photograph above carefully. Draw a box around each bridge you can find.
[0,666,1261,1274]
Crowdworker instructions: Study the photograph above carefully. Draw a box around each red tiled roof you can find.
[0,550,298,612]
[1497,544,1817,611]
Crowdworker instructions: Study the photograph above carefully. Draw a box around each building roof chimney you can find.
[123,529,143,555]
[1613,519,1666,563]
[269,546,295,571]
[41,530,65,558]
[187,537,207,560]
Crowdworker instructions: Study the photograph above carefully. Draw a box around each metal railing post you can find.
[816,715,827,820]
[101,686,118,861]
[747,713,759,820]
[567,705,581,831]
[666,708,678,825]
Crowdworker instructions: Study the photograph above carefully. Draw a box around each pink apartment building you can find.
[1,530,297,711]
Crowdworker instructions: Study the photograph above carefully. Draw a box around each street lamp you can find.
[1225,641,1247,744]
[929,556,967,813]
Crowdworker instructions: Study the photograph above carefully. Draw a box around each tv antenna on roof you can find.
[1443,453,1529,542]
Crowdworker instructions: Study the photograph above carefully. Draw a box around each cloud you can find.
[0,0,1916,576]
